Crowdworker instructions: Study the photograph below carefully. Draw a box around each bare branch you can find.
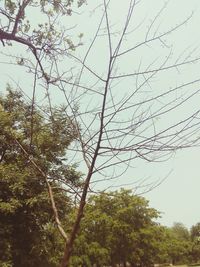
[14,139,68,242]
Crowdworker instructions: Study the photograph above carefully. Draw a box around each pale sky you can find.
[1,0,200,229]
[146,147,200,229]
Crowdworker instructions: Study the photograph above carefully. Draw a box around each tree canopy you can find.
[0,88,80,266]
[72,189,160,267]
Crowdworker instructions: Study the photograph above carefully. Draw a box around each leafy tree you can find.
[0,89,80,266]
[190,223,200,263]
[191,223,200,242]
[165,223,192,265]
[70,189,161,267]
[171,222,190,241]
[147,226,173,265]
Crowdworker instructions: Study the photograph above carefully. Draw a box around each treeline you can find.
[1,90,200,267]
[2,184,200,267]
[71,192,200,267]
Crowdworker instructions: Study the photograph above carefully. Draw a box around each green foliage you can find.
[171,222,190,241]
[190,223,200,263]
[2,0,86,52]
[165,223,192,265]
[4,0,86,18]
[69,191,200,267]
[70,189,161,267]
[0,88,79,266]
[191,223,200,242]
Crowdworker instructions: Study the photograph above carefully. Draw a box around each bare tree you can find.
[1,0,200,266]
